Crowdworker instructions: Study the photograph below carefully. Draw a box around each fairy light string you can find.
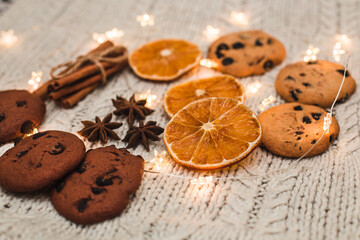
[144,56,350,184]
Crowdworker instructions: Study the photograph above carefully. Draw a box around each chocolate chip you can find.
[297,137,301,140]
[55,181,66,193]
[307,61,317,65]
[216,51,224,58]
[0,113,5,122]
[49,143,65,155]
[267,38,272,44]
[299,73,306,77]
[16,101,27,107]
[17,150,28,158]
[311,140,317,144]
[216,43,229,58]
[77,198,90,213]
[217,43,229,51]
[232,42,245,49]
[294,105,303,111]
[329,134,334,143]
[91,187,106,195]
[36,163,42,168]
[285,76,295,81]
[336,69,349,77]
[263,60,273,71]
[222,58,234,66]
[295,89,302,93]
[311,113,322,120]
[285,141,291,143]
[96,176,113,187]
[302,116,311,124]
[295,131,304,135]
[290,90,299,101]
[32,132,47,140]
[255,39,263,46]
[302,82,312,87]
[20,121,35,134]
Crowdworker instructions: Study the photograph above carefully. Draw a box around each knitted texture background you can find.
[0,0,359,239]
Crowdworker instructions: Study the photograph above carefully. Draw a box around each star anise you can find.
[112,94,154,126]
[78,113,123,144]
[123,121,164,152]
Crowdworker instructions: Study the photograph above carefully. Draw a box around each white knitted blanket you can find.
[0,0,359,239]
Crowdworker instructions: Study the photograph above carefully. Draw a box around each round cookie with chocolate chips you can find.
[208,30,286,78]
[0,131,85,192]
[275,60,356,108]
[50,145,144,225]
[258,103,340,158]
[0,90,46,143]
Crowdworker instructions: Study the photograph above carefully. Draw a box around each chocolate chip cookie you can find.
[0,131,85,192]
[0,90,46,143]
[275,60,356,108]
[258,103,340,158]
[208,30,286,77]
[50,146,144,224]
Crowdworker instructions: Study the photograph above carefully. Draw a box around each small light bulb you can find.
[136,13,155,27]
[230,11,248,26]
[203,25,220,41]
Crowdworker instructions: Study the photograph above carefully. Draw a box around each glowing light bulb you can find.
[92,28,124,44]
[24,128,38,138]
[246,81,262,94]
[259,95,276,112]
[135,90,158,108]
[333,34,349,62]
[0,29,18,47]
[199,58,218,68]
[149,150,168,170]
[28,71,43,92]
[230,11,248,26]
[136,13,155,27]
[303,45,319,62]
[203,25,220,41]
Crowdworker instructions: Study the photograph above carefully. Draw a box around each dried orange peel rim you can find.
[163,97,262,170]
[129,39,202,81]
[163,75,246,118]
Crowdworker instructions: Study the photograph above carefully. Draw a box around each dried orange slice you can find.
[164,97,262,170]
[164,75,245,117]
[129,39,202,81]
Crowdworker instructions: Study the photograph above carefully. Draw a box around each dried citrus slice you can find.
[164,75,245,117]
[164,97,262,170]
[129,39,202,81]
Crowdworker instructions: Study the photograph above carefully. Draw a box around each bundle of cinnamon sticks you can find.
[34,41,128,108]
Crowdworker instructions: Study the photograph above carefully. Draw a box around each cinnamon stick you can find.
[49,61,115,92]
[33,79,55,100]
[50,61,128,100]
[60,83,100,109]
[48,41,115,92]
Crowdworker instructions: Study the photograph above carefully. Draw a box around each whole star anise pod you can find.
[78,113,123,144]
[123,121,164,152]
[112,94,154,126]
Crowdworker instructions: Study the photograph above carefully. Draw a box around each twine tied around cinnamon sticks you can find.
[34,41,129,108]
[50,45,127,84]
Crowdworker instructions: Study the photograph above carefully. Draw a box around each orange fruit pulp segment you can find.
[164,97,262,170]
[129,39,202,81]
[164,75,245,117]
